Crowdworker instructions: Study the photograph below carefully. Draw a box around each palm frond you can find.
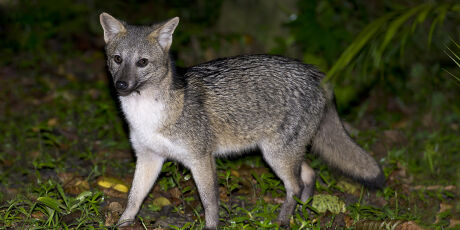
[325,3,460,83]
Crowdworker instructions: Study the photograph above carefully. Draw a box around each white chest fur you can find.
[120,94,187,158]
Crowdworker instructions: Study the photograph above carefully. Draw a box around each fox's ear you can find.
[99,12,126,43]
[150,17,179,51]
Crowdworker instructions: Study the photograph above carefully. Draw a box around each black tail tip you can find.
[363,171,386,189]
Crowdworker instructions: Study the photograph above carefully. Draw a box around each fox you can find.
[99,13,385,229]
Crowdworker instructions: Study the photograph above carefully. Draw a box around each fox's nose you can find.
[115,81,128,90]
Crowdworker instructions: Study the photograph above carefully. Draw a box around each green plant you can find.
[251,172,283,196]
[325,2,460,83]
[0,180,104,228]
[444,39,460,81]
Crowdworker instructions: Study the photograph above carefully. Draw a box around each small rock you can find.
[108,201,123,214]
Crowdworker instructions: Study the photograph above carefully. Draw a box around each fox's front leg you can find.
[189,156,219,230]
[118,152,164,226]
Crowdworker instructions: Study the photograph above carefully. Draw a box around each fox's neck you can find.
[133,58,185,123]
[161,57,184,113]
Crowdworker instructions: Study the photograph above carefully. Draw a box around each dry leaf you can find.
[97,177,129,193]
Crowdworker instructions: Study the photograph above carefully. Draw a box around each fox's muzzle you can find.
[114,80,134,96]
[114,78,143,96]
[115,80,128,90]
[113,63,139,96]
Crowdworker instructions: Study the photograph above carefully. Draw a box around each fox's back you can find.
[183,55,327,150]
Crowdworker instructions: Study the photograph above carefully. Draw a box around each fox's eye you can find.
[113,55,122,64]
[136,58,149,67]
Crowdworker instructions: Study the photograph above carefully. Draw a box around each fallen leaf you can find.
[152,196,171,208]
[97,177,129,193]
[113,184,129,193]
[336,180,360,195]
[311,194,346,214]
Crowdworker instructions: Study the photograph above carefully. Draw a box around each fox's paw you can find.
[116,218,135,227]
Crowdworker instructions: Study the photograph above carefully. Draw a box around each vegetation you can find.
[0,0,458,229]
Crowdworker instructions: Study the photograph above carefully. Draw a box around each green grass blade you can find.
[75,191,92,202]
[69,191,93,211]
[37,197,64,212]
[445,49,460,68]
[446,43,460,61]
[453,38,460,49]
[444,69,460,82]
[56,184,69,210]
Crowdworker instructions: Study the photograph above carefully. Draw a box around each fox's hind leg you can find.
[300,161,315,202]
[259,140,306,227]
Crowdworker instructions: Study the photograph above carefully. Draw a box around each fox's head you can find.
[99,13,179,96]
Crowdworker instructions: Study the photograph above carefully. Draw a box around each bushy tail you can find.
[311,96,385,189]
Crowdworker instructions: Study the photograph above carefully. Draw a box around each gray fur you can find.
[99,13,384,229]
